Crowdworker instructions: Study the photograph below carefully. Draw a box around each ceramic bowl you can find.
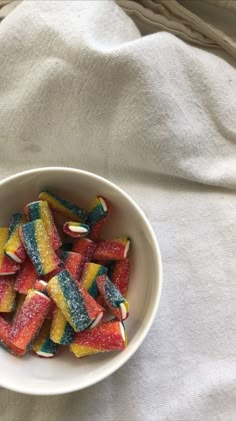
[0,167,162,395]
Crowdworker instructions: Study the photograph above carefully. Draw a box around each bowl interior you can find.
[0,168,161,395]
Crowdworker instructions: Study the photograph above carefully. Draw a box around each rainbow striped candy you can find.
[9,289,52,351]
[70,320,127,358]
[0,228,19,275]
[39,190,87,222]
[0,315,25,356]
[96,275,129,321]
[92,237,130,261]
[60,251,85,282]
[80,262,107,298]
[15,257,38,294]
[25,200,61,250]
[109,258,130,297]
[50,307,75,345]
[87,196,110,241]
[20,220,60,276]
[72,237,96,261]
[32,319,58,358]
[4,213,26,263]
[47,270,104,332]
[63,222,90,238]
[0,276,16,312]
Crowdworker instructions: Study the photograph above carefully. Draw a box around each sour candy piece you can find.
[109,258,130,297]
[20,220,60,276]
[60,251,84,281]
[0,315,25,356]
[50,307,75,345]
[4,213,26,263]
[72,237,96,261]
[25,200,61,250]
[0,276,16,312]
[32,319,58,358]
[0,228,19,275]
[70,320,127,358]
[9,289,52,351]
[15,257,38,294]
[80,262,107,298]
[34,279,48,293]
[87,196,110,241]
[63,222,90,238]
[39,190,87,222]
[92,237,130,261]
[96,275,129,321]
[47,270,104,332]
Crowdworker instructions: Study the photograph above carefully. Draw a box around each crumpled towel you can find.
[116,0,236,58]
[1,0,236,59]
[0,1,235,421]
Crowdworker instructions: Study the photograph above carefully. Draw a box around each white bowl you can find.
[0,167,162,395]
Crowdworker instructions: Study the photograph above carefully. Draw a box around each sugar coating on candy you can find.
[63,222,90,238]
[9,289,51,350]
[25,201,62,250]
[79,285,105,328]
[87,196,108,225]
[47,270,92,332]
[39,190,88,222]
[80,262,107,298]
[87,196,110,241]
[0,276,16,312]
[109,258,130,297]
[32,319,58,357]
[92,237,130,261]
[97,275,129,321]
[4,213,26,263]
[0,315,25,356]
[70,320,126,357]
[0,192,130,360]
[72,237,96,261]
[20,220,60,276]
[60,251,85,281]
[0,228,20,275]
[15,257,38,294]
[50,307,75,345]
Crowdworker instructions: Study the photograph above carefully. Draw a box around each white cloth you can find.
[0,1,236,420]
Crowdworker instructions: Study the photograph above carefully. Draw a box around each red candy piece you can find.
[15,257,38,294]
[72,238,96,261]
[61,251,85,282]
[92,237,130,261]
[9,289,51,351]
[79,284,105,329]
[70,320,126,357]
[0,315,25,356]
[110,258,130,297]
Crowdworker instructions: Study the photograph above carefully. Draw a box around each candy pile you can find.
[0,191,130,359]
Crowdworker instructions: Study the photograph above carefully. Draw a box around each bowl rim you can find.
[0,167,163,395]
